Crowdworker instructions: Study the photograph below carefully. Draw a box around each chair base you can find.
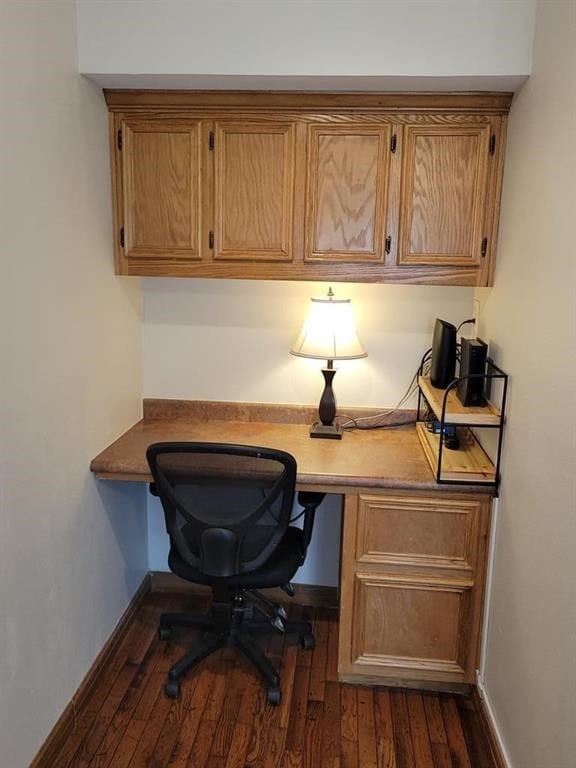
[158,592,314,705]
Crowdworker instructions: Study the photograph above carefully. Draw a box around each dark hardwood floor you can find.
[52,592,496,768]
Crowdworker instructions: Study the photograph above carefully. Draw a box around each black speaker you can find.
[457,338,488,406]
[430,319,457,389]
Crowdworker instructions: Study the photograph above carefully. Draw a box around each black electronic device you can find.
[430,319,457,389]
[457,338,488,406]
[427,421,460,450]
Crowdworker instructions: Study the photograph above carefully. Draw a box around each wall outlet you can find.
[472,298,481,334]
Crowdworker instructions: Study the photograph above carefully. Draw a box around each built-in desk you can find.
[91,399,493,691]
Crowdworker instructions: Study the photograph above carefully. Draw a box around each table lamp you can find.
[290,287,367,439]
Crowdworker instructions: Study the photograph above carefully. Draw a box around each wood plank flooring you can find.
[51,592,496,768]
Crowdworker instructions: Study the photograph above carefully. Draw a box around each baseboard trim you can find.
[149,571,339,610]
[473,685,511,768]
[29,573,151,768]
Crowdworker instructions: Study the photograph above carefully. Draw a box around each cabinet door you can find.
[398,124,491,266]
[121,118,204,260]
[305,125,392,262]
[338,493,491,686]
[213,122,296,261]
[349,571,474,679]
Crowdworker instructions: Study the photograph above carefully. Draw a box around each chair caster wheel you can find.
[272,616,286,633]
[299,633,315,651]
[158,626,172,641]
[275,605,288,620]
[267,687,281,706]
[165,680,180,699]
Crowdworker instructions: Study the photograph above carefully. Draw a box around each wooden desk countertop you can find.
[90,399,491,496]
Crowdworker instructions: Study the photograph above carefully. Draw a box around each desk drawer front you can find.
[355,494,480,571]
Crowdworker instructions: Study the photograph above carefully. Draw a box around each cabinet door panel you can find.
[351,573,470,677]
[305,125,391,262]
[214,123,295,260]
[355,494,479,571]
[122,119,203,259]
[398,125,491,266]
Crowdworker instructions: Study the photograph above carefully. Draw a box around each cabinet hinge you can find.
[385,235,392,254]
[481,237,488,257]
[117,130,122,151]
[209,131,215,151]
[489,134,496,155]
[208,230,214,249]
[390,134,397,153]
[120,227,125,248]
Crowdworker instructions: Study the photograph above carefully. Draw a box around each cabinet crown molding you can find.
[104,89,513,115]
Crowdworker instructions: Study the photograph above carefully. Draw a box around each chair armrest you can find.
[296,491,325,554]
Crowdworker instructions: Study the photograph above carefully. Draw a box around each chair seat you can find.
[168,526,305,589]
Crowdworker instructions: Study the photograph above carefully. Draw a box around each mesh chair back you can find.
[146,442,297,578]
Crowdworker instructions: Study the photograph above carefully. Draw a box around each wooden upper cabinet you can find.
[106,91,511,283]
[397,123,493,267]
[120,118,204,261]
[213,122,296,261]
[305,125,393,262]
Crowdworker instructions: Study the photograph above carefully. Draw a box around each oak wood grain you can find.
[354,494,480,572]
[214,122,296,261]
[104,90,513,114]
[351,572,471,670]
[398,124,491,266]
[118,256,485,284]
[305,125,390,262]
[121,118,204,260]
[108,96,509,285]
[338,493,491,687]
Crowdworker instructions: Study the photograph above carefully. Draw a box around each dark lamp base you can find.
[309,422,343,440]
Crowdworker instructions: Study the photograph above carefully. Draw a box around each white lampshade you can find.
[290,289,367,362]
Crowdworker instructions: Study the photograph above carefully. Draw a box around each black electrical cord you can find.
[456,318,476,333]
[343,418,417,431]
[339,314,473,433]
[340,365,424,431]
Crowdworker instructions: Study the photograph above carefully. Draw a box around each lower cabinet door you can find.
[338,492,491,686]
[345,571,474,683]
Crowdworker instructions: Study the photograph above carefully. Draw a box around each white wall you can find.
[77,0,535,90]
[143,278,475,582]
[0,2,146,766]
[475,2,576,766]
[143,279,474,407]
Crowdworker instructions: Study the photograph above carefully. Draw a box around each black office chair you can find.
[146,442,325,705]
